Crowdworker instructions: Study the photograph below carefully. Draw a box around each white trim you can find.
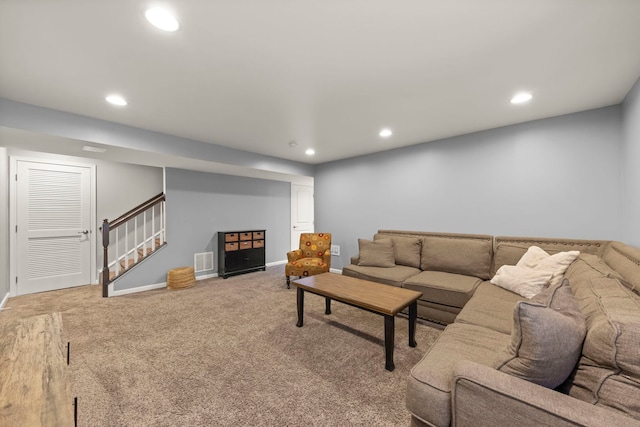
[110,281,167,297]
[195,272,218,280]
[330,268,342,274]
[109,272,218,297]
[267,260,287,267]
[0,292,10,311]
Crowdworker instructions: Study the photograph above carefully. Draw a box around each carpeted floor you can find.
[2,265,442,426]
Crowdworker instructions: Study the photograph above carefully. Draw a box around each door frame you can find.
[9,156,97,296]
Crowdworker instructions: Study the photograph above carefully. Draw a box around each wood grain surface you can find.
[0,312,74,426]
[292,273,422,315]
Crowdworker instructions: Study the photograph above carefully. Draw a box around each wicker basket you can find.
[167,266,196,290]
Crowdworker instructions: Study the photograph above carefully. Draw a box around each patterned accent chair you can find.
[285,233,332,288]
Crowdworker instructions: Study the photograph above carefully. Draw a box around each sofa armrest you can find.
[287,249,303,263]
[452,361,639,427]
[350,255,359,265]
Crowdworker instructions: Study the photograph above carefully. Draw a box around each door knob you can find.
[78,230,89,235]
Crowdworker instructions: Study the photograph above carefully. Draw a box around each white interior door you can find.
[14,160,94,295]
[291,184,314,250]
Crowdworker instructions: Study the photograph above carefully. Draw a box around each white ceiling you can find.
[1,0,639,165]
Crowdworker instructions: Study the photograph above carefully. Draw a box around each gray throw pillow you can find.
[358,239,396,268]
[493,278,586,388]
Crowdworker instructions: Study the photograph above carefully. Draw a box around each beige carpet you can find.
[2,265,442,426]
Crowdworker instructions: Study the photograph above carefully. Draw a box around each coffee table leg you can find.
[409,301,417,347]
[296,287,304,327]
[325,297,331,315]
[384,315,395,371]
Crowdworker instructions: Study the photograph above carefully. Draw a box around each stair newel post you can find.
[101,219,110,297]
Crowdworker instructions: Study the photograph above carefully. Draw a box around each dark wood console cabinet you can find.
[218,230,266,278]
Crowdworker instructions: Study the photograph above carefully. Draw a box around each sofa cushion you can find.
[455,282,524,334]
[490,265,553,298]
[420,234,493,279]
[357,238,395,268]
[602,241,640,295]
[493,279,586,389]
[516,246,580,287]
[374,233,421,268]
[565,253,623,284]
[560,277,640,420]
[406,323,511,427]
[341,264,420,288]
[404,271,483,309]
[492,237,607,275]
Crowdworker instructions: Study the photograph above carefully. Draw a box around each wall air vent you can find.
[194,252,213,273]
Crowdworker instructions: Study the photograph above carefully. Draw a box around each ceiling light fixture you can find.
[305,149,315,156]
[105,94,127,106]
[288,140,298,148]
[379,128,392,138]
[145,8,179,31]
[510,92,533,104]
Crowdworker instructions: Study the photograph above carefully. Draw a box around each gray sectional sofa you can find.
[342,230,640,426]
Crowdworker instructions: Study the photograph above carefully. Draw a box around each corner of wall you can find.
[0,147,9,298]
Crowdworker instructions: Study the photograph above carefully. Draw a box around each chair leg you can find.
[286,276,290,289]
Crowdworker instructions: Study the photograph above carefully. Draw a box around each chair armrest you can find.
[322,249,332,268]
[451,361,639,427]
[287,249,303,263]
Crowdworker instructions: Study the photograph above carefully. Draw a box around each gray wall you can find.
[622,77,640,246]
[0,147,8,299]
[114,168,290,291]
[315,106,623,270]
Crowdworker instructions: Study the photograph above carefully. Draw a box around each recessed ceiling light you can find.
[82,145,107,153]
[288,140,298,148]
[305,149,315,156]
[105,94,127,106]
[145,8,179,31]
[379,128,392,138]
[510,92,533,104]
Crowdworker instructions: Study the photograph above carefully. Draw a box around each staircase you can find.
[101,193,167,296]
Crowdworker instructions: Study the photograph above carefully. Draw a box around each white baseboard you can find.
[110,282,167,297]
[330,268,342,274]
[196,272,218,280]
[0,292,10,311]
[109,262,287,297]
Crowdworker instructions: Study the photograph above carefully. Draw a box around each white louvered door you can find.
[16,161,93,295]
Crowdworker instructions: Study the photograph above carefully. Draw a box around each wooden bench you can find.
[0,312,75,426]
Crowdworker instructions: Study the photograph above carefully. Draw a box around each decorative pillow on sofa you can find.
[516,246,580,287]
[490,265,553,298]
[357,239,396,268]
[493,278,587,389]
[374,234,421,268]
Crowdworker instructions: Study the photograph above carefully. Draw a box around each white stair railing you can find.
[101,193,166,297]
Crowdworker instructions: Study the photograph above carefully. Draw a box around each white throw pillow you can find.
[490,265,554,299]
[516,246,580,287]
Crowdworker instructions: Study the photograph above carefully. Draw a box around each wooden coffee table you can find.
[292,272,423,371]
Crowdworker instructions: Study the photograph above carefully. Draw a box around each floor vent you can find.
[194,252,213,273]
